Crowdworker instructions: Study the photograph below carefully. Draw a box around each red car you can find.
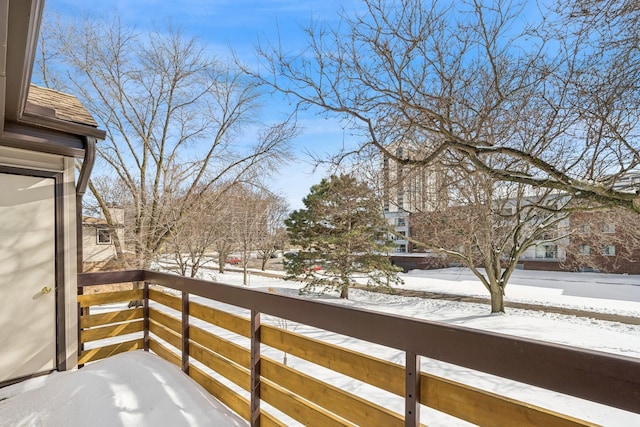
[226,257,242,265]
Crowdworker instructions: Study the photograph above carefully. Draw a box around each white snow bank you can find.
[0,352,247,427]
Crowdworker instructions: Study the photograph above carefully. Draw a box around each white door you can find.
[0,172,56,383]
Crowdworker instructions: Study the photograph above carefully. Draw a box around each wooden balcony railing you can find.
[77,270,640,426]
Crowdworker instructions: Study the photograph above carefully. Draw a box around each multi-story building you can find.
[379,141,445,255]
[379,143,640,273]
[381,142,443,214]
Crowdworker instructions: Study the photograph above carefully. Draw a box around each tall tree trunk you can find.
[489,284,505,313]
[218,254,225,274]
[340,285,349,299]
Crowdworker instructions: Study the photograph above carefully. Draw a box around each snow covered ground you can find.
[1,267,638,426]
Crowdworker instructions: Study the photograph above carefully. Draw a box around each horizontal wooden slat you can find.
[78,289,143,308]
[149,307,181,333]
[81,320,144,343]
[262,357,403,427]
[189,341,250,391]
[149,288,181,311]
[189,365,286,427]
[261,379,354,427]
[149,339,181,367]
[78,339,144,364]
[80,308,143,328]
[420,373,598,427]
[262,325,404,396]
[190,324,251,368]
[263,325,584,426]
[149,319,182,350]
[189,364,250,421]
[189,300,250,337]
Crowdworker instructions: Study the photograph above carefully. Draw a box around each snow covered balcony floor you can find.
[74,270,640,426]
[0,352,247,426]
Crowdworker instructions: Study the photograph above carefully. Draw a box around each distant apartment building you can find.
[385,211,410,254]
[378,146,640,273]
[380,141,445,254]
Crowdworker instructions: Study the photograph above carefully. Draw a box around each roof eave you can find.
[21,111,107,140]
[4,0,45,124]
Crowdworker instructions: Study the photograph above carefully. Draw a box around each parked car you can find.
[226,257,242,265]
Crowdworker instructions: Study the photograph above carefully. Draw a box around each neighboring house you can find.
[82,205,125,266]
[0,0,105,386]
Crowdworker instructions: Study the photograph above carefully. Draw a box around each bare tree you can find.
[234,188,269,284]
[36,14,296,273]
[222,186,288,283]
[210,198,238,274]
[255,195,289,270]
[248,0,640,213]
[410,161,570,312]
[164,188,230,278]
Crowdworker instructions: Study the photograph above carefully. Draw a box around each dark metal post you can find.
[181,291,190,374]
[77,299,84,367]
[405,351,421,427]
[143,282,150,352]
[250,310,261,427]
[76,137,96,368]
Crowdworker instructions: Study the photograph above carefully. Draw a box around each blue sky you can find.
[44,0,363,210]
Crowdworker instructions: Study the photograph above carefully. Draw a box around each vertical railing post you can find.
[250,310,261,427]
[405,351,421,427]
[181,291,190,374]
[77,287,84,367]
[143,282,149,352]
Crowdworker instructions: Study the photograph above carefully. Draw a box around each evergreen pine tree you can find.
[284,174,402,299]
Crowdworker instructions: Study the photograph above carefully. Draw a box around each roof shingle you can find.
[25,84,98,127]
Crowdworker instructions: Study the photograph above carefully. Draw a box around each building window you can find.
[501,207,513,216]
[541,231,556,240]
[395,244,407,253]
[535,244,557,259]
[97,228,112,245]
[601,224,615,234]
[578,224,590,234]
[396,217,406,227]
[577,244,591,255]
[602,245,616,256]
